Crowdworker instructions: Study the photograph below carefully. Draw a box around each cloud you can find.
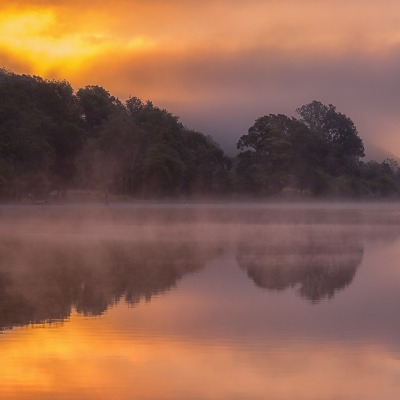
[67,42,400,154]
[1,0,400,154]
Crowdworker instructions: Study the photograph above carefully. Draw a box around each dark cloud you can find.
[74,46,400,155]
[2,0,400,156]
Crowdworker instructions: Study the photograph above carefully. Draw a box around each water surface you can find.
[1,203,400,399]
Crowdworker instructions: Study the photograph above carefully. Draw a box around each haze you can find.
[1,1,400,155]
[2,203,400,399]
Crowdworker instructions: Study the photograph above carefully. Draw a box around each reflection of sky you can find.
[108,241,400,349]
[1,243,400,398]
[1,206,400,399]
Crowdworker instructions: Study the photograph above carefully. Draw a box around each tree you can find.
[76,86,123,131]
[296,101,364,175]
[236,114,293,194]
[180,129,231,195]
[236,114,324,194]
[125,97,231,197]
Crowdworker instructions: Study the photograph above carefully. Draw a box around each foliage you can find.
[0,69,84,199]
[236,113,326,195]
[0,68,399,201]
[235,101,400,198]
[296,101,365,176]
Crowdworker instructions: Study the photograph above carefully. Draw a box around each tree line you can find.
[0,68,399,201]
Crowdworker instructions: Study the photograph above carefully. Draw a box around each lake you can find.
[1,203,400,399]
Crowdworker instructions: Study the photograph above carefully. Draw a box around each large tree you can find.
[236,114,323,194]
[76,86,123,132]
[296,101,364,175]
[0,70,84,199]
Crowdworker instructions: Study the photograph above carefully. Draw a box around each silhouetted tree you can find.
[236,114,325,194]
[297,101,365,176]
[76,85,123,132]
[1,68,399,201]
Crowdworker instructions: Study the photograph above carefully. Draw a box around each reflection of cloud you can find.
[1,308,400,400]
[0,203,398,329]
[1,205,400,399]
[237,236,363,302]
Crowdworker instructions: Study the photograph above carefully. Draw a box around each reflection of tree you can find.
[237,238,363,303]
[0,238,221,331]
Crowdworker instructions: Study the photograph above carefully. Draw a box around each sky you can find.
[1,0,400,156]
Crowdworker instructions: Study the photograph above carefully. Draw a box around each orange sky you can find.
[1,0,400,155]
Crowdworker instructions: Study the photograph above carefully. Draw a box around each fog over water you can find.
[0,202,399,328]
[1,203,400,399]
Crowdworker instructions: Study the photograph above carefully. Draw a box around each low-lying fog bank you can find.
[0,202,399,330]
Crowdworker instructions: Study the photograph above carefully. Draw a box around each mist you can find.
[2,202,400,399]
[1,202,399,330]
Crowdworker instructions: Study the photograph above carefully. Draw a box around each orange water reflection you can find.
[2,304,400,400]
[1,204,400,399]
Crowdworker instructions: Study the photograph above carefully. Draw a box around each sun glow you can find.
[0,9,154,77]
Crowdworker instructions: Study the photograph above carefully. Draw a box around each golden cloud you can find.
[1,0,400,154]
[2,0,400,80]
